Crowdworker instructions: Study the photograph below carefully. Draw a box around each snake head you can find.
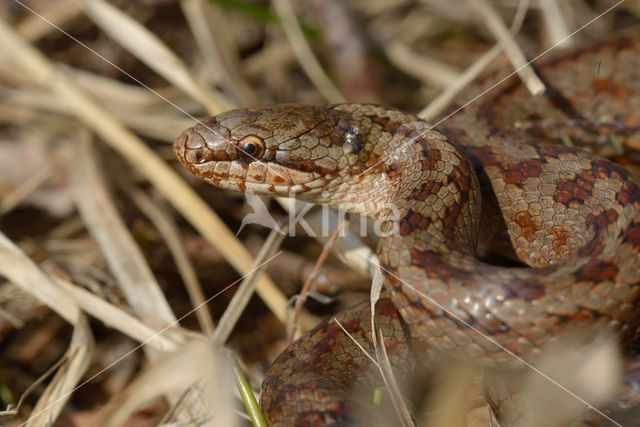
[173,105,391,205]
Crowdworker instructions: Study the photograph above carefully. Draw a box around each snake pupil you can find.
[236,135,265,161]
[352,143,363,153]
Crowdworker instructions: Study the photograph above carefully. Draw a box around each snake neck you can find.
[373,132,482,268]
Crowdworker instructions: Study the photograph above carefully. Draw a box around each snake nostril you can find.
[193,150,207,164]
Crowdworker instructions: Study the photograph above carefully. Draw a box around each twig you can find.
[287,217,347,343]
[213,227,287,344]
[123,184,216,337]
[466,0,545,95]
[419,0,530,120]
[276,198,379,279]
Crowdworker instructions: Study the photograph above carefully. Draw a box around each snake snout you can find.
[173,128,219,167]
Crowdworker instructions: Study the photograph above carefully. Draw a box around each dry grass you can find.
[0,0,638,426]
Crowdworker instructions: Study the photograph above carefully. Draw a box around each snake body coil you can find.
[174,34,640,425]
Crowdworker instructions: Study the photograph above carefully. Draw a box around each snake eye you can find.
[237,135,265,161]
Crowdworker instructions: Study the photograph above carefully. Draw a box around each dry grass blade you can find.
[0,233,79,324]
[125,185,216,336]
[213,228,286,344]
[70,138,218,421]
[71,137,225,421]
[71,137,177,327]
[179,0,225,86]
[243,41,294,77]
[369,266,414,427]
[0,161,51,215]
[55,277,181,352]
[68,68,186,111]
[466,0,545,95]
[332,318,378,367]
[79,0,230,114]
[539,0,572,47]
[372,324,414,427]
[419,0,530,120]
[0,233,93,426]
[310,0,382,102]
[384,41,461,88]
[15,0,82,42]
[95,338,236,427]
[0,84,194,143]
[0,16,309,329]
[0,351,66,418]
[103,111,197,143]
[25,316,93,427]
[418,44,504,120]
[334,309,413,426]
[180,0,259,106]
[271,0,346,103]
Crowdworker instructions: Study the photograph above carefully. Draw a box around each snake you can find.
[173,33,640,425]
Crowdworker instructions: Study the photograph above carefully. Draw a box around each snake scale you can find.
[174,33,640,425]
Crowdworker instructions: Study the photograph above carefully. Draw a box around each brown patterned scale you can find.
[173,33,640,426]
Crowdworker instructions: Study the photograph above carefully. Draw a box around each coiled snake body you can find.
[174,34,640,425]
